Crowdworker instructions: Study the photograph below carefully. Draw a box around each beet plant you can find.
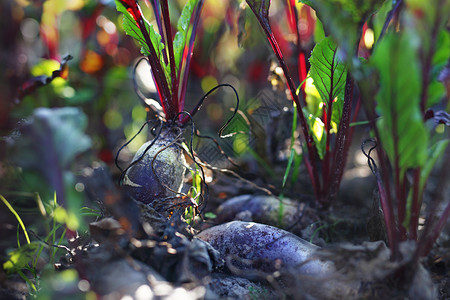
[114,0,206,212]
[243,0,374,208]
[299,0,449,262]
[358,1,449,261]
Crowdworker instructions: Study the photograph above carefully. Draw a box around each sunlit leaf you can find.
[115,0,171,89]
[3,243,39,274]
[115,0,151,55]
[307,114,326,159]
[309,37,347,131]
[174,0,198,71]
[309,37,347,105]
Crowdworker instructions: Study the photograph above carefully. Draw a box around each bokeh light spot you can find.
[201,75,218,94]
[104,109,123,130]
[364,28,374,49]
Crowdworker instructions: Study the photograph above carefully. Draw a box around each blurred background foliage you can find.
[0,0,320,165]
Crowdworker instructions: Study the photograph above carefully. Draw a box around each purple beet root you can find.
[122,127,186,207]
[197,221,360,298]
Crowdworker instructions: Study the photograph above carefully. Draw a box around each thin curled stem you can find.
[118,120,164,185]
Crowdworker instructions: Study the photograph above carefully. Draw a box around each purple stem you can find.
[409,168,421,240]
[150,0,167,64]
[326,74,354,205]
[377,0,403,42]
[361,92,399,259]
[416,201,450,258]
[246,3,320,197]
[320,50,338,203]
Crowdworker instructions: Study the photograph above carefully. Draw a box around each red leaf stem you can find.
[361,93,399,259]
[286,0,307,102]
[160,0,179,115]
[416,201,450,258]
[326,74,354,205]
[246,0,320,199]
[119,0,172,118]
[409,168,421,240]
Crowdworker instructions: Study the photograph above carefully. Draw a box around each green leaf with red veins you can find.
[309,37,347,135]
[115,0,171,90]
[372,31,428,175]
[309,37,347,106]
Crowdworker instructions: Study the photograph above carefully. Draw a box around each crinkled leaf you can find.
[309,37,347,129]
[3,242,39,274]
[309,37,347,105]
[115,0,171,88]
[372,32,428,174]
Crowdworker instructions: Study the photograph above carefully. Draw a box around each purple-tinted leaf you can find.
[11,108,91,227]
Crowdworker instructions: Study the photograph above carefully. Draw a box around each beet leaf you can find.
[372,32,428,175]
[175,0,204,112]
[116,0,173,117]
[309,37,347,107]
[406,0,450,111]
[116,0,203,121]
[308,36,347,190]
[174,0,197,72]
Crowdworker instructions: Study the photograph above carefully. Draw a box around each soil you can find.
[0,124,448,300]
